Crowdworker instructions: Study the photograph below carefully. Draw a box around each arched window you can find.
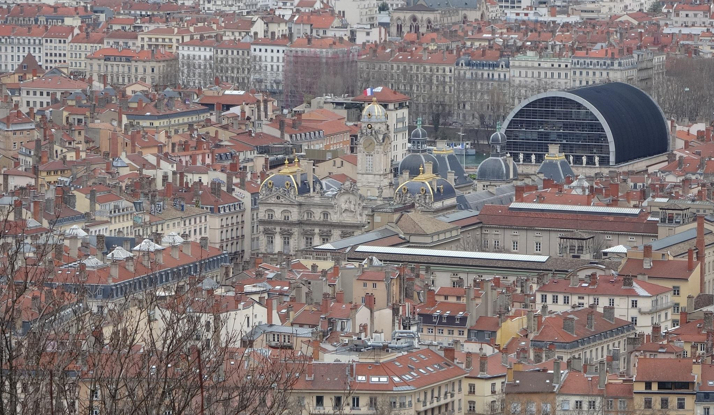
[305,211,314,220]
[321,212,330,221]
[281,210,291,221]
[265,209,275,220]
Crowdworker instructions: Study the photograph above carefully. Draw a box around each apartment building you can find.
[42,25,76,70]
[86,48,178,87]
[214,40,251,89]
[178,38,217,88]
[633,358,698,415]
[291,349,467,415]
[536,273,673,333]
[530,306,635,368]
[509,51,570,105]
[138,26,219,52]
[250,37,290,96]
[0,25,46,72]
[68,31,105,77]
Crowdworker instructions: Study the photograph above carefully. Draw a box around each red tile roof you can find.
[635,358,694,382]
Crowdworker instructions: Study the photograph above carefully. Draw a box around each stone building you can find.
[214,40,252,89]
[258,158,366,257]
[86,48,178,88]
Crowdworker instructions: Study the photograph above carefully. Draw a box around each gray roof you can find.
[476,156,518,182]
[640,227,711,252]
[537,158,575,184]
[243,324,314,341]
[434,209,479,223]
[456,183,517,211]
[314,228,400,251]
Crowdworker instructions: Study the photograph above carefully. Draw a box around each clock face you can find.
[363,138,376,153]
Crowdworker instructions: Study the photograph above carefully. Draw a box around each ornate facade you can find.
[258,159,366,256]
[356,98,393,198]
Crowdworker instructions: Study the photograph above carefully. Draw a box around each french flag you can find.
[363,88,374,96]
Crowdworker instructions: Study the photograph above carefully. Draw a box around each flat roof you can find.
[509,202,642,216]
[354,246,549,263]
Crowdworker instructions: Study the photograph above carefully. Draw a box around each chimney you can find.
[465,352,473,370]
[553,359,561,385]
[69,236,78,259]
[479,352,488,375]
[688,294,695,313]
[13,199,21,221]
[598,360,606,389]
[41,150,48,165]
[623,275,633,287]
[89,189,96,215]
[155,248,163,265]
[32,200,40,222]
[426,287,436,307]
[689,248,695,271]
[336,290,344,303]
[563,315,575,335]
[680,311,688,326]
[267,297,274,325]
[587,311,595,331]
[181,234,192,256]
[444,347,455,363]
[643,244,653,269]
[321,293,330,315]
[110,260,118,281]
[603,306,615,323]
[652,323,662,342]
[705,311,714,332]
[698,215,706,293]
[171,243,179,259]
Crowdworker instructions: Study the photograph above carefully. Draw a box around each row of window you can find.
[422,327,466,336]
[264,210,330,221]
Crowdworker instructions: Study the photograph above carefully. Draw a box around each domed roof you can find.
[411,126,428,140]
[490,131,507,145]
[107,246,133,260]
[432,150,470,186]
[260,158,323,196]
[476,156,518,181]
[162,232,185,246]
[132,239,165,252]
[361,98,387,123]
[395,177,456,203]
[65,225,87,238]
[398,153,440,178]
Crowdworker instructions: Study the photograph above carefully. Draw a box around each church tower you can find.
[357,98,393,197]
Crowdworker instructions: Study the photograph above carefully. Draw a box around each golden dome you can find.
[361,97,388,123]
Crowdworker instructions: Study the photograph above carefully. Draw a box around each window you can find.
[660,398,668,409]
[369,397,378,409]
[561,400,570,411]
[526,402,536,415]
[491,383,496,394]
[316,396,324,408]
[631,317,638,325]
[552,295,559,304]
[645,382,652,390]
[677,398,685,409]
[563,295,570,305]
[574,401,582,410]
[618,400,627,411]
[437,329,444,335]
[608,298,615,307]
[674,303,680,313]
[644,398,652,409]
[512,241,518,251]
[365,154,373,172]
[607,400,613,410]
[511,403,521,414]
[458,330,465,336]
[469,401,477,413]
[333,396,342,410]
[494,240,500,250]
[631,300,638,308]
[351,397,360,409]
[469,384,476,395]
[541,403,551,415]
[535,241,541,252]
[427,328,434,334]
[372,283,377,289]
[673,286,680,296]
[705,407,711,415]
[588,401,596,410]
[541,294,547,303]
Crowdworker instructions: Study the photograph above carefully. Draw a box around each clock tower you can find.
[357,98,393,198]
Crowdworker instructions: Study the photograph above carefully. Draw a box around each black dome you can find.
[433,152,470,186]
[262,172,322,195]
[477,157,518,181]
[411,127,428,140]
[490,131,507,145]
[537,158,575,184]
[396,177,456,202]
[398,153,440,178]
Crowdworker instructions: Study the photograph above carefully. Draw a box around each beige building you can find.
[291,348,466,415]
[138,26,220,53]
[86,48,178,87]
[68,32,106,77]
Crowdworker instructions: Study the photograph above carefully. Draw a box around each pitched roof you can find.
[635,358,694,382]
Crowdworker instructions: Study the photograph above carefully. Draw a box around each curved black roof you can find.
[568,82,669,164]
[399,153,439,178]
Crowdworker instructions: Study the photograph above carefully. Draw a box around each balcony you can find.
[639,301,673,314]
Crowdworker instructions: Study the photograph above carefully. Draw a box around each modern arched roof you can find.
[502,82,670,165]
